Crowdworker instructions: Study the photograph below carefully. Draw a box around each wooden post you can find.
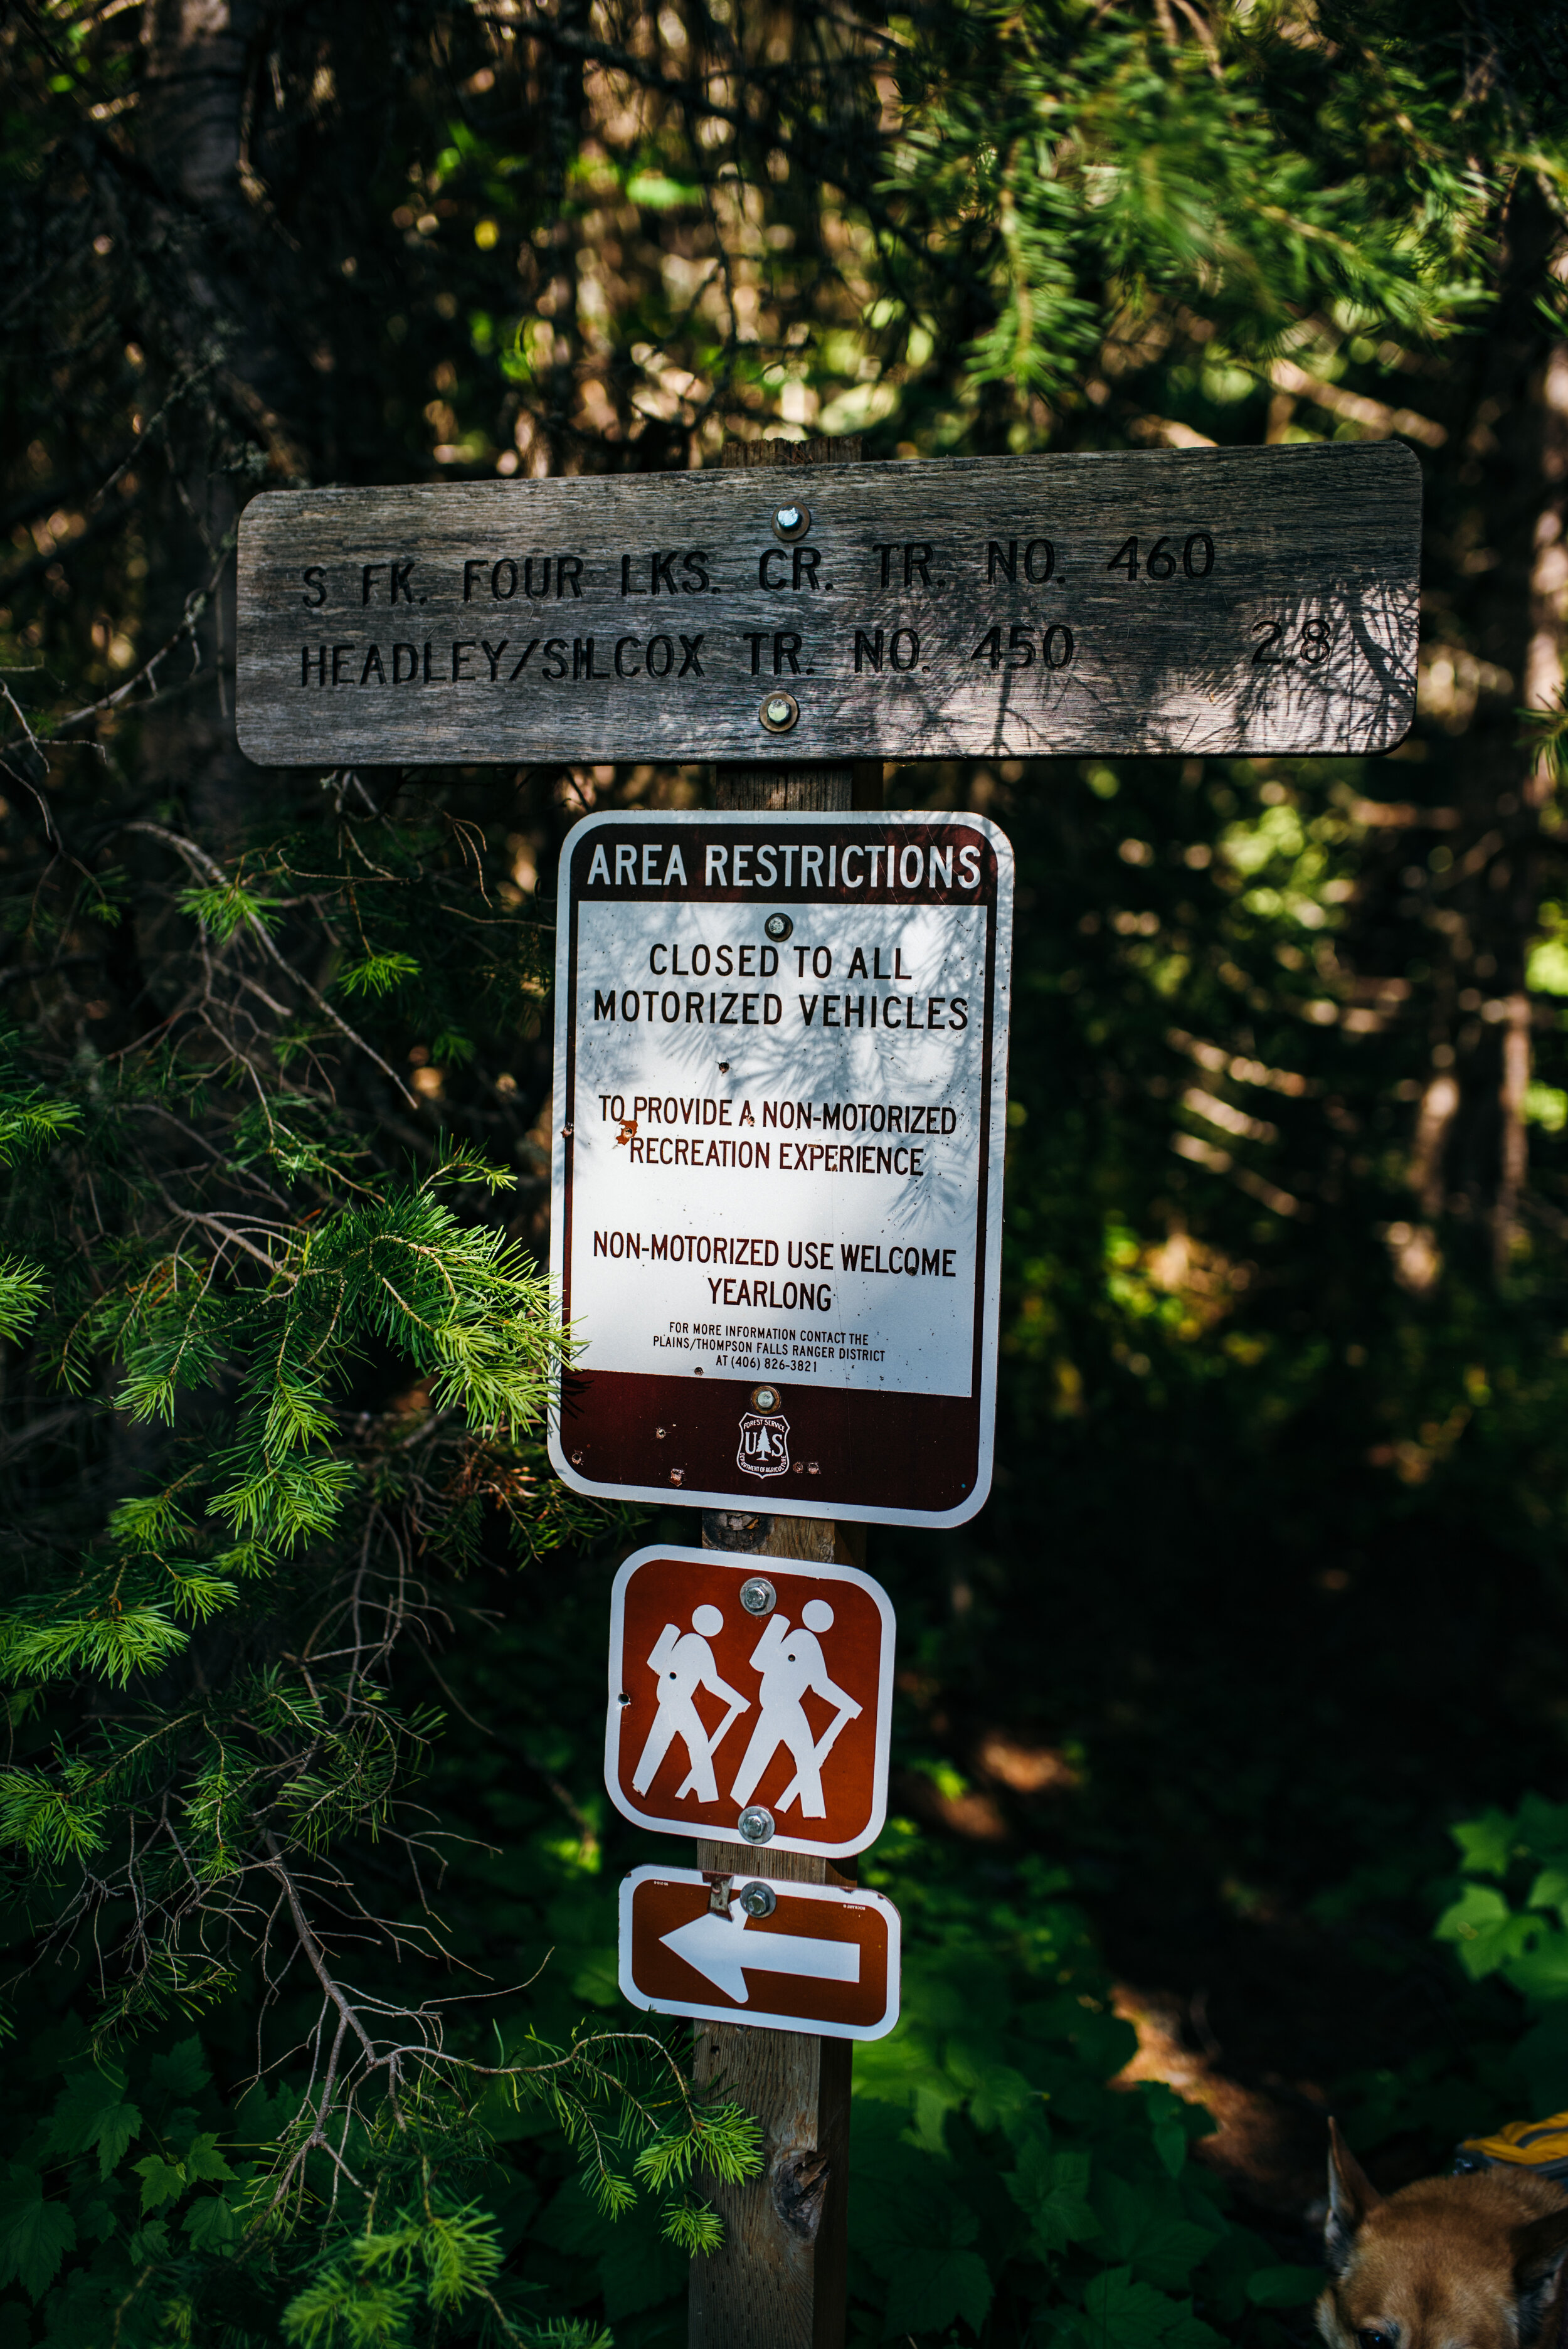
[688,433,874,2349]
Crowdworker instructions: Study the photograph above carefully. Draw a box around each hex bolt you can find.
[764,912,793,941]
[771,502,811,541]
[759,691,800,734]
[738,1805,775,1844]
[739,1576,776,1616]
[751,1384,780,1413]
[738,1880,777,1918]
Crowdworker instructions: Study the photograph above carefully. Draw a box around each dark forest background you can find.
[6,1,1568,2341]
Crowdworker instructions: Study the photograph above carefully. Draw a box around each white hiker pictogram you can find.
[729,1601,862,1820]
[632,1604,750,1805]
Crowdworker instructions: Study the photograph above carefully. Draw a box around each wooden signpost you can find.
[236,424,1422,2349]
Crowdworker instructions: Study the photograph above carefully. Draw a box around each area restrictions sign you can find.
[235,442,1417,764]
[549,811,1012,1525]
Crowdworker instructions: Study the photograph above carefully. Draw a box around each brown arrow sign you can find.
[618,1865,901,2040]
[604,1546,894,1859]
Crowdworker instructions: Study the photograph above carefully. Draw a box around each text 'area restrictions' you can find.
[235,442,1419,765]
[549,812,1013,1528]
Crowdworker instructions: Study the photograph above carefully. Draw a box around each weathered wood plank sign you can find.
[549,809,1013,1527]
[235,441,1419,765]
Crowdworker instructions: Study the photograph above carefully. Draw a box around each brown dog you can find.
[1317,2120,1568,2349]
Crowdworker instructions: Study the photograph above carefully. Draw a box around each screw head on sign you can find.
[739,1575,776,1616]
[751,1384,780,1413]
[758,691,799,734]
[738,1880,777,1918]
[771,502,810,541]
[738,1805,775,1845]
[571,1451,585,1465]
[764,912,793,942]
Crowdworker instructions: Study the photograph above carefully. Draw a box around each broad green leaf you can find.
[181,2131,235,2184]
[147,2037,210,2102]
[1080,2266,1186,2349]
[882,2246,995,2338]
[185,2195,241,2252]
[1503,1933,1568,2001]
[47,2065,142,2178]
[132,2153,188,2212]
[1008,2140,1099,2255]
[1452,1810,1520,1877]
[1433,1883,1538,1979]
[1096,2177,1219,2291]
[0,2166,77,2301]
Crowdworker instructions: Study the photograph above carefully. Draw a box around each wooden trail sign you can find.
[235,440,1418,766]
[619,1866,901,2042]
[605,1546,896,1859]
[548,808,1014,1527]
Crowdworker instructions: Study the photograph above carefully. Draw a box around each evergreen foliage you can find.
[6,0,1568,2340]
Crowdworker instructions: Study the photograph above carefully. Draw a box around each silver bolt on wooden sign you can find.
[549,811,1014,1527]
[235,442,1418,764]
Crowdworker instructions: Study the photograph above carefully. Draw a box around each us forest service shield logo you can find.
[737,1411,790,1480]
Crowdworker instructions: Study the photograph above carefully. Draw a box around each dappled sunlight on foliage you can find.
[6,0,1568,2336]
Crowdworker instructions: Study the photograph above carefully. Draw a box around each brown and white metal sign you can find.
[605,1545,894,1859]
[549,810,1012,1526]
[619,1865,901,2041]
[234,442,1417,765]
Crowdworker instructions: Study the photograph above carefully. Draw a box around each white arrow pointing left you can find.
[660,1902,861,2005]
